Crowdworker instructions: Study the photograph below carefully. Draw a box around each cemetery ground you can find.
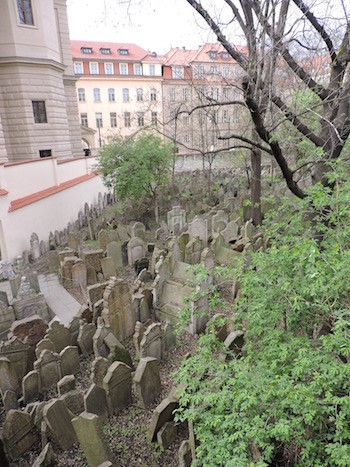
[0,237,233,466]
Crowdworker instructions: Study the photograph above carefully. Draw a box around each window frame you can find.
[17,0,34,26]
[80,113,88,126]
[110,112,117,128]
[89,62,99,75]
[136,88,143,102]
[104,63,114,75]
[119,63,128,75]
[95,112,103,128]
[32,100,47,124]
[150,88,157,101]
[93,88,101,102]
[78,88,86,102]
[124,112,131,127]
[137,112,144,127]
[108,88,115,102]
[122,88,129,102]
[134,64,142,76]
[149,64,156,76]
[151,111,157,125]
[172,66,184,79]
[74,62,83,75]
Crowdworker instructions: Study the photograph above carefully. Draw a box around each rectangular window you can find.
[210,65,217,75]
[110,112,117,127]
[100,48,111,55]
[136,88,143,101]
[80,113,88,126]
[104,63,113,75]
[108,88,115,102]
[119,63,128,75]
[222,66,230,79]
[74,62,83,74]
[81,47,92,54]
[78,88,85,102]
[172,66,184,79]
[137,112,144,127]
[95,112,103,128]
[32,101,47,123]
[197,65,205,78]
[182,88,189,101]
[134,64,142,75]
[223,110,230,123]
[150,88,157,101]
[17,0,34,25]
[124,112,131,127]
[184,134,190,143]
[118,49,129,55]
[93,88,101,102]
[151,112,157,125]
[169,88,175,101]
[223,87,230,100]
[211,88,219,100]
[39,149,52,158]
[183,114,189,125]
[122,88,129,102]
[89,62,99,74]
[149,65,155,76]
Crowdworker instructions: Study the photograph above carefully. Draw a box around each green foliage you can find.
[175,167,350,466]
[98,132,173,201]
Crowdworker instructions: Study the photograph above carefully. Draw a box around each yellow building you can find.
[71,41,163,151]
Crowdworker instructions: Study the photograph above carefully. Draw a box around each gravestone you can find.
[72,412,113,467]
[106,241,123,270]
[61,256,78,287]
[43,399,77,450]
[60,346,80,376]
[133,321,145,356]
[32,443,54,467]
[67,232,80,251]
[30,233,41,260]
[212,210,228,233]
[91,357,109,388]
[157,422,177,450]
[3,390,18,412]
[140,323,162,361]
[0,302,14,337]
[77,322,96,356]
[147,395,179,442]
[131,222,146,240]
[127,237,146,266]
[22,370,39,404]
[0,337,29,382]
[222,220,239,243]
[98,230,109,252]
[59,389,84,416]
[3,409,37,460]
[102,278,135,341]
[33,349,61,392]
[10,315,48,348]
[167,206,186,234]
[103,361,132,415]
[188,217,208,244]
[45,320,71,353]
[178,440,192,467]
[184,237,203,265]
[162,322,176,353]
[81,250,104,273]
[84,384,109,421]
[100,257,115,280]
[0,357,19,397]
[72,259,87,289]
[133,357,161,408]
[57,375,76,396]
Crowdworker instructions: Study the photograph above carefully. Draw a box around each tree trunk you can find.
[251,131,263,226]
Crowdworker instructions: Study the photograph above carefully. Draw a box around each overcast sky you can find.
[66,0,217,53]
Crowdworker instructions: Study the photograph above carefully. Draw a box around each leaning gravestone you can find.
[106,241,123,270]
[140,323,162,361]
[72,412,113,467]
[127,237,146,266]
[33,349,61,392]
[167,206,186,235]
[133,357,161,408]
[188,217,208,244]
[84,384,109,421]
[22,370,39,404]
[103,361,132,415]
[147,395,179,442]
[44,320,71,353]
[0,357,19,396]
[43,399,77,450]
[3,409,38,460]
[60,346,80,376]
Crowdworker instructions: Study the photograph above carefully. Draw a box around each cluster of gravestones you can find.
[0,193,265,465]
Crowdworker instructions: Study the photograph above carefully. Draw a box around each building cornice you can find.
[0,56,66,73]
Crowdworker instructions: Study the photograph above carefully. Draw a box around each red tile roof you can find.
[0,189,8,196]
[191,43,247,63]
[9,174,96,212]
[161,47,197,66]
[71,40,151,61]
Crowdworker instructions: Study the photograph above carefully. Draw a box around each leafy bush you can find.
[175,169,350,466]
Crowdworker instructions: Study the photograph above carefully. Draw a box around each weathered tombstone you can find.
[212,210,228,233]
[3,390,18,412]
[102,278,135,341]
[60,346,80,376]
[72,259,87,289]
[84,384,109,421]
[222,220,239,244]
[100,257,116,280]
[43,399,77,450]
[72,412,113,467]
[116,224,129,243]
[91,357,109,388]
[77,322,97,356]
[206,314,229,342]
[131,221,146,240]
[103,361,132,415]
[184,237,203,265]
[59,389,84,416]
[87,282,109,310]
[127,237,146,266]
[147,395,179,442]
[106,241,123,270]
[60,255,77,287]
[32,443,55,467]
[98,230,109,252]
[0,302,15,337]
[87,265,97,285]
[30,233,41,260]
[3,409,38,460]
[22,370,39,404]
[33,349,61,392]
[10,315,48,348]
[81,249,104,273]
[0,336,30,382]
[162,322,176,353]
[45,320,71,353]
[178,440,192,467]
[67,232,80,251]
[133,357,161,408]
[0,357,19,396]
[223,330,245,359]
[167,206,186,234]
[68,316,81,346]
[188,217,208,244]
[140,323,162,361]
[57,374,76,396]
[133,321,145,356]
[157,422,177,450]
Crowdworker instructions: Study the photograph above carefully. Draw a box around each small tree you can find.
[99,133,174,223]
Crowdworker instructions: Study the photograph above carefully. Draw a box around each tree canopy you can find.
[98,132,174,220]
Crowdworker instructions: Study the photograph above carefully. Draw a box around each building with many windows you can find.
[71,41,163,150]
[0,0,82,161]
